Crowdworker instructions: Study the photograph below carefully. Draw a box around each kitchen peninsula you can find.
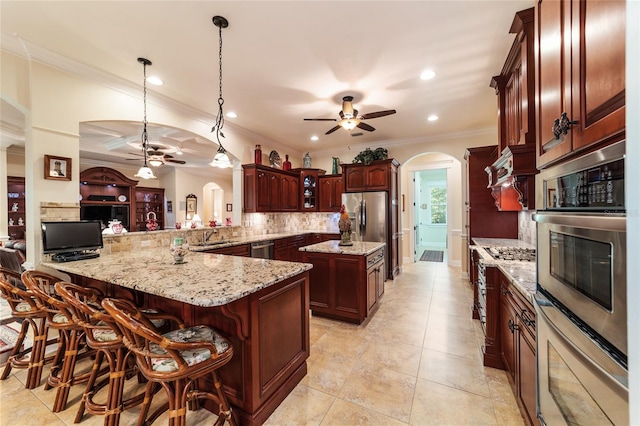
[300,240,385,324]
[41,248,312,426]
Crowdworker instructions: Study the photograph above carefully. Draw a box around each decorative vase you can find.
[146,212,158,231]
[303,152,312,168]
[254,144,262,165]
[283,155,292,171]
[170,237,188,264]
[109,219,124,234]
[332,157,340,174]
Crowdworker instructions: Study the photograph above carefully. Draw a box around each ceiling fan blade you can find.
[357,122,376,132]
[360,109,396,120]
[325,125,342,135]
[304,118,338,121]
[166,159,186,165]
[127,152,143,157]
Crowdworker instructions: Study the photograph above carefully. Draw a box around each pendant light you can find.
[134,57,157,180]
[209,15,233,169]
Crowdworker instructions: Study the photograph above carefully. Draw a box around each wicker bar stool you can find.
[21,270,97,412]
[102,298,237,426]
[56,282,182,426]
[0,267,57,388]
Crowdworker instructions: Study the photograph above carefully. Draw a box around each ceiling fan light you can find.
[341,118,360,131]
[134,165,157,179]
[148,157,164,167]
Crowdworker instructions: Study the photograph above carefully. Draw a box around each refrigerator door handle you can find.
[360,200,366,236]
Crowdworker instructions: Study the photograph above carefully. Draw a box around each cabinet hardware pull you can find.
[500,286,509,296]
[520,310,535,328]
[552,118,563,139]
[508,319,518,333]
[559,112,579,135]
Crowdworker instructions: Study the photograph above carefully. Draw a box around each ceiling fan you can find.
[127,145,186,167]
[304,96,396,135]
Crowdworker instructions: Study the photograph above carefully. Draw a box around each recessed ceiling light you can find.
[147,76,163,86]
[310,135,319,141]
[427,115,439,122]
[226,112,238,118]
[420,70,436,80]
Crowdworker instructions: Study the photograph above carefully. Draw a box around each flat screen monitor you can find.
[41,220,104,255]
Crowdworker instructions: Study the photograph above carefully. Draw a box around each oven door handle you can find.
[533,212,626,232]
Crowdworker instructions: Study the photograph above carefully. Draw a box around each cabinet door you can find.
[344,165,367,192]
[571,0,625,152]
[500,284,517,382]
[334,257,362,317]
[366,163,390,190]
[256,170,271,211]
[281,175,299,211]
[366,265,378,313]
[536,0,573,168]
[307,254,332,310]
[376,261,384,299]
[332,176,344,210]
[518,318,537,425]
[318,178,334,212]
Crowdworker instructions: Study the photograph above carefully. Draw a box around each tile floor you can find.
[0,260,525,425]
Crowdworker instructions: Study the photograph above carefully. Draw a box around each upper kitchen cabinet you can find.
[490,8,535,151]
[342,159,399,192]
[134,187,165,231]
[292,168,326,212]
[535,0,625,169]
[488,8,537,211]
[242,164,300,212]
[318,174,344,212]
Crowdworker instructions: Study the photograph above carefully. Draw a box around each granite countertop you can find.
[187,231,339,252]
[298,240,386,256]
[470,238,536,304]
[41,248,312,307]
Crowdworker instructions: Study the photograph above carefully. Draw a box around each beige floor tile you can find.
[411,378,498,425]
[418,348,490,398]
[302,347,358,395]
[375,320,426,347]
[359,339,422,377]
[320,399,408,426]
[312,328,372,359]
[426,311,477,335]
[0,376,65,426]
[423,326,483,360]
[493,400,527,426]
[339,363,416,423]
[264,384,334,426]
[484,367,520,406]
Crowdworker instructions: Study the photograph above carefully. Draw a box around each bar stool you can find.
[55,282,180,425]
[102,298,237,426]
[21,270,97,412]
[0,267,56,388]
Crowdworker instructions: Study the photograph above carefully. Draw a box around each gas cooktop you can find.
[484,246,536,262]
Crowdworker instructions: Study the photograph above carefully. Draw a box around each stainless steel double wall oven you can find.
[534,141,627,425]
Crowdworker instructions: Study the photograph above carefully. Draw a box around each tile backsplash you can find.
[518,211,536,245]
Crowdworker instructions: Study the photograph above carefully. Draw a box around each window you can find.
[429,185,447,225]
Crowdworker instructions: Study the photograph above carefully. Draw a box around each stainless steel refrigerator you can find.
[342,191,389,277]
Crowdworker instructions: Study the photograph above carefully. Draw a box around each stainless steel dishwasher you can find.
[250,240,275,259]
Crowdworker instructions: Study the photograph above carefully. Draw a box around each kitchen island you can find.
[299,240,385,324]
[41,248,312,426]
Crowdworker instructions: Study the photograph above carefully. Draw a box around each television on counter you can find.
[41,220,103,262]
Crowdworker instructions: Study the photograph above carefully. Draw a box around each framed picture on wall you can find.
[44,155,72,181]
[186,194,197,218]
[226,203,232,212]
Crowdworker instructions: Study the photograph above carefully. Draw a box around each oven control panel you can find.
[544,157,624,211]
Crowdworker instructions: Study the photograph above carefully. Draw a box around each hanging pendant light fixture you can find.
[134,57,157,179]
[209,15,233,169]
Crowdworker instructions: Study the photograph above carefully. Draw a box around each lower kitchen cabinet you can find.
[302,247,384,324]
[275,235,307,262]
[499,271,537,426]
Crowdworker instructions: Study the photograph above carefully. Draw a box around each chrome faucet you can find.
[203,229,217,242]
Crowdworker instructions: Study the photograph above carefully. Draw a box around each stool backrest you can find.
[0,267,38,313]
[21,270,73,325]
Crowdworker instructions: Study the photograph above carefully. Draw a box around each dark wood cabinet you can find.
[499,272,537,426]
[134,187,165,231]
[7,177,26,240]
[80,167,138,230]
[274,235,307,262]
[535,0,626,169]
[294,169,325,212]
[465,147,518,253]
[318,175,344,212]
[303,247,384,324]
[242,164,300,213]
[342,159,398,192]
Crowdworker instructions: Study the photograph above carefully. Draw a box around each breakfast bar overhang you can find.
[42,249,312,426]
